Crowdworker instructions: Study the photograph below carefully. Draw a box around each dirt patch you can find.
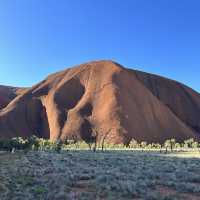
[156,185,200,200]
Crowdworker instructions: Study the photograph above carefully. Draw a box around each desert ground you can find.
[0,150,200,200]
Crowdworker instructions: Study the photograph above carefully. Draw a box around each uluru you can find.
[0,60,200,144]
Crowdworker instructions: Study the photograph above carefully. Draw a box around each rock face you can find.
[0,86,27,109]
[0,61,200,143]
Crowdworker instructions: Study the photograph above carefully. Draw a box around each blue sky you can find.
[0,0,200,92]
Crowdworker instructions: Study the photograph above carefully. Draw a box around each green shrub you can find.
[0,136,199,153]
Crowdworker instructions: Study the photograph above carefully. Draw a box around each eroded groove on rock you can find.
[54,78,85,110]
[79,103,93,117]
[26,98,50,138]
[54,78,85,132]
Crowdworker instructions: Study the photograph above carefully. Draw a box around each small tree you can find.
[169,139,176,152]
[192,141,199,150]
[54,139,62,153]
[140,141,147,150]
[164,139,171,153]
[0,139,13,151]
[28,135,40,150]
[155,143,162,153]
[164,139,176,153]
[86,129,98,152]
[153,143,162,151]
[175,142,181,150]
[151,143,156,149]
[147,144,152,149]
[129,139,139,149]
[184,138,194,149]
[100,129,111,151]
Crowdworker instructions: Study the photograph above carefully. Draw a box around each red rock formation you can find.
[0,85,24,109]
[0,61,199,143]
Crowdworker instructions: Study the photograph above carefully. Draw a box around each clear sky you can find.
[0,0,200,92]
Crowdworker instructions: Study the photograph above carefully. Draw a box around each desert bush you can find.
[27,135,40,150]
[0,139,12,151]
[164,139,176,153]
[183,138,194,148]
[175,143,181,149]
[0,137,29,151]
[191,141,199,149]
[54,139,62,153]
[140,141,147,149]
[0,136,199,153]
[129,139,139,148]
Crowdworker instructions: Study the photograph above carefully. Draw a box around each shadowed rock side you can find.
[0,86,18,109]
[0,85,28,109]
[134,70,200,135]
[0,61,199,143]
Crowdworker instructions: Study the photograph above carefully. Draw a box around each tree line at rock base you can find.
[0,136,199,153]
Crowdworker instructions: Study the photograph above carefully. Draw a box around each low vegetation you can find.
[0,136,199,153]
[0,136,200,199]
[0,150,200,200]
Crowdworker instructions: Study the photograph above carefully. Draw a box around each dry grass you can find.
[0,150,200,200]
